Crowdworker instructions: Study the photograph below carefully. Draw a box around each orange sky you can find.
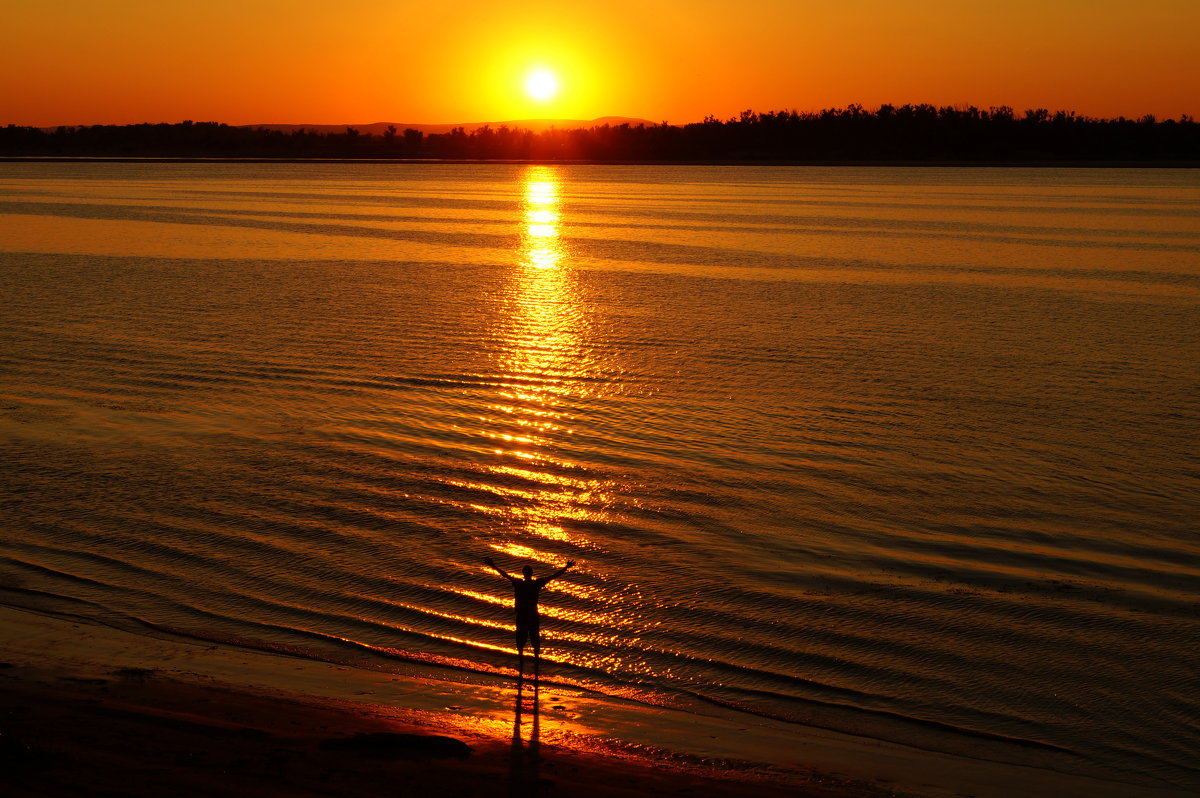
[3,0,1197,126]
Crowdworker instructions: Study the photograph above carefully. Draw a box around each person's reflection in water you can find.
[485,558,575,681]
[509,661,542,796]
[486,558,573,797]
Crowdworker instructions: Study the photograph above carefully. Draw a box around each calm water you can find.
[1,163,1198,789]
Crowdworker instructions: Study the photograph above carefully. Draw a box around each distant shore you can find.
[3,156,1199,167]
[0,602,1188,798]
[3,107,1197,162]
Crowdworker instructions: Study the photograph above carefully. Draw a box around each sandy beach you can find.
[0,601,1188,798]
[0,601,856,798]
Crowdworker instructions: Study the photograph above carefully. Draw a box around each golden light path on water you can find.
[446,166,634,745]
[333,166,642,746]
[437,167,644,711]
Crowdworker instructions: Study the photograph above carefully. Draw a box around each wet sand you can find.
[0,603,1186,798]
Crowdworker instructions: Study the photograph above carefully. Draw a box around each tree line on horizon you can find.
[2,105,1197,161]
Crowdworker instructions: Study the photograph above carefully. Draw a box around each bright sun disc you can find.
[524,69,559,102]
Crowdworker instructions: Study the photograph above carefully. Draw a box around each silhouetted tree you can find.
[1,107,1197,161]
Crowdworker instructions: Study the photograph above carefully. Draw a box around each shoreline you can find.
[0,602,1187,798]
[0,602,852,798]
[1,156,1198,167]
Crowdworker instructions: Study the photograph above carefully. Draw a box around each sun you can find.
[524,68,559,103]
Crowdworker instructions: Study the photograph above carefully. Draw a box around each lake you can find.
[1,163,1197,791]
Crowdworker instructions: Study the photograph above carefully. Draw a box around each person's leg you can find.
[516,625,529,678]
[530,620,541,680]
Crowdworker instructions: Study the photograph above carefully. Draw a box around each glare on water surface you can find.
[453,166,626,673]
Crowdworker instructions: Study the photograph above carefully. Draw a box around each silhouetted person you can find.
[485,557,574,679]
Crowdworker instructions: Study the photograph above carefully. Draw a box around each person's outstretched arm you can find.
[540,560,576,584]
[484,557,517,582]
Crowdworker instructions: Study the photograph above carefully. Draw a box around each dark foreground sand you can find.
[0,604,884,798]
[0,604,1187,798]
[0,674,843,798]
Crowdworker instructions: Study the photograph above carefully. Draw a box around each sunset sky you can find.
[4,0,1197,127]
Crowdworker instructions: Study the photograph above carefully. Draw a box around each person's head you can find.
[522,565,534,579]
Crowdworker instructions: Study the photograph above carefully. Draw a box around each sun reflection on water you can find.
[485,165,603,553]
[427,167,649,712]
[521,173,564,270]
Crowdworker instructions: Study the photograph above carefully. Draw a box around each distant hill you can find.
[238,117,656,135]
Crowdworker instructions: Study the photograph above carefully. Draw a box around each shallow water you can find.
[1,163,1198,789]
